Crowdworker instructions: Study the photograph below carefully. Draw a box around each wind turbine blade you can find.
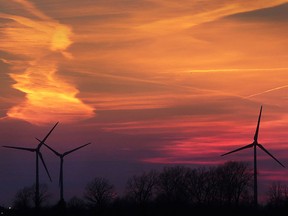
[254,105,262,142]
[38,122,59,147]
[63,142,91,156]
[221,143,254,156]
[2,145,35,152]
[38,152,52,182]
[44,143,61,157]
[44,145,61,158]
[35,137,61,156]
[257,144,285,168]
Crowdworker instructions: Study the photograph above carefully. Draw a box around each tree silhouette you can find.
[185,166,212,205]
[155,165,191,205]
[5,161,285,215]
[125,169,158,205]
[214,161,253,206]
[66,196,87,216]
[13,186,34,210]
[13,184,51,211]
[266,181,288,207]
[84,177,116,212]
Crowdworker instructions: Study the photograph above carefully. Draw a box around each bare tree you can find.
[32,183,51,207]
[156,165,191,204]
[13,186,34,210]
[185,166,215,205]
[13,184,51,210]
[267,181,288,207]
[215,161,253,206]
[84,177,116,210]
[125,169,159,205]
[67,196,86,215]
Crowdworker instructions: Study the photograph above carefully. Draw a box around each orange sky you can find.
[1,0,288,206]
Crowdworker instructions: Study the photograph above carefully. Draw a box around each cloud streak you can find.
[0,0,94,125]
[135,0,288,34]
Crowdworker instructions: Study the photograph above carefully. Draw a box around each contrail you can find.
[185,68,288,73]
[184,67,288,99]
[245,85,288,99]
[81,70,250,100]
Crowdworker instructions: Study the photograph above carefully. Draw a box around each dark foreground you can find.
[1,204,288,216]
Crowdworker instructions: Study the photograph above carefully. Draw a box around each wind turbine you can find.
[41,141,91,204]
[221,106,285,207]
[3,122,59,209]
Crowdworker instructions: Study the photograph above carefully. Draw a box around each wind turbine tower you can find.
[42,142,91,205]
[3,122,59,209]
[221,106,285,207]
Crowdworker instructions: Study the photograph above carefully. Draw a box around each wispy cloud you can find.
[135,0,288,34]
[0,0,94,125]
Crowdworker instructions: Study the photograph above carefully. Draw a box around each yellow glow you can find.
[7,60,94,125]
[2,0,288,125]
[0,1,94,125]
[50,25,72,51]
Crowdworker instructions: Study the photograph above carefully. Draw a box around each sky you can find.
[1,0,288,206]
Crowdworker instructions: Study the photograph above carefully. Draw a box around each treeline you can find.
[2,161,288,216]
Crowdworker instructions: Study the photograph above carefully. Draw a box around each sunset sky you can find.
[1,0,288,206]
